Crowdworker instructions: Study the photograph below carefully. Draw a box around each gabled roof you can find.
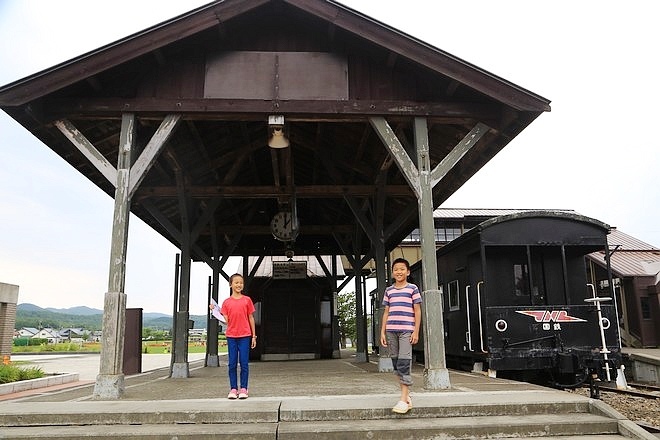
[0,0,550,112]
[0,0,550,262]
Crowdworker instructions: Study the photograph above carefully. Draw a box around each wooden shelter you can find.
[0,0,550,398]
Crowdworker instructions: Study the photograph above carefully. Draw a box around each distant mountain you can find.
[143,312,170,320]
[18,303,101,315]
[15,303,208,331]
[16,303,43,312]
[16,304,103,330]
[45,306,103,316]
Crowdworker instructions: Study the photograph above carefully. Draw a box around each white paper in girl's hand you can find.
[210,298,226,323]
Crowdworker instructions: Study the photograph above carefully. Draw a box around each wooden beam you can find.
[369,117,420,198]
[129,114,181,198]
[194,224,354,235]
[430,122,490,187]
[140,199,213,267]
[54,119,117,186]
[135,184,413,199]
[45,98,500,120]
[344,196,379,245]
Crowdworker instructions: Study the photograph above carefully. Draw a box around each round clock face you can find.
[270,211,298,242]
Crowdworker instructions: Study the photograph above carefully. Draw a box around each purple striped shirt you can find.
[382,283,422,332]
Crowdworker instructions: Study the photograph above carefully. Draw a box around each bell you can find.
[268,127,289,149]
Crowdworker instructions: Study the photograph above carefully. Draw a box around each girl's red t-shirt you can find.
[220,294,255,338]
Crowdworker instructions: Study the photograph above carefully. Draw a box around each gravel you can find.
[568,387,660,431]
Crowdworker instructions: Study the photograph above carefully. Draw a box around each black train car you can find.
[411,211,624,392]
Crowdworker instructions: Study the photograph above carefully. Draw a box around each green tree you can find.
[337,290,356,348]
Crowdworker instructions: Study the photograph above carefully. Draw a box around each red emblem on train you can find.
[516,310,586,323]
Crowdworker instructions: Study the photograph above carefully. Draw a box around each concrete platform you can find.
[623,348,660,384]
[6,350,552,402]
[2,351,656,439]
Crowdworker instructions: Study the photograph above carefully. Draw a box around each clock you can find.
[270,211,299,242]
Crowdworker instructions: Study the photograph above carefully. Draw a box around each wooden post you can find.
[172,230,191,378]
[93,113,135,399]
[207,259,221,367]
[414,117,450,389]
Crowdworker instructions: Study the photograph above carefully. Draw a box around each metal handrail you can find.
[465,284,473,351]
[477,281,487,353]
[586,283,612,381]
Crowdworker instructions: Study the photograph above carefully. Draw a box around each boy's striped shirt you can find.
[382,283,422,332]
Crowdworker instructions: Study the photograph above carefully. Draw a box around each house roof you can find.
[19,327,39,334]
[607,228,659,251]
[588,229,660,278]
[0,0,550,264]
[433,207,575,221]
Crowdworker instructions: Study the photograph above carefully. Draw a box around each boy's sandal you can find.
[392,400,410,414]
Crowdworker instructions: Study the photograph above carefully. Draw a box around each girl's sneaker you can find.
[227,389,238,399]
[238,388,248,399]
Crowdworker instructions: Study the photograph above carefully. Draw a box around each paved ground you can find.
[11,352,206,381]
[6,350,552,403]
[7,349,657,403]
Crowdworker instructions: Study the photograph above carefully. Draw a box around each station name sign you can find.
[272,261,307,279]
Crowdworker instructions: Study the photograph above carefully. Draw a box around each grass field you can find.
[11,340,228,354]
[142,340,228,354]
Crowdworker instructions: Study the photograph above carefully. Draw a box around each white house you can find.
[16,327,39,338]
[32,328,62,344]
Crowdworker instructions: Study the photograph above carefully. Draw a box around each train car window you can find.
[513,264,530,297]
[530,256,547,305]
[512,260,546,305]
[448,280,460,311]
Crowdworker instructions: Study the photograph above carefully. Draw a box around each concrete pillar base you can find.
[378,356,393,372]
[424,367,451,390]
[206,354,219,367]
[93,374,125,399]
[332,349,341,359]
[354,351,367,362]
[171,362,190,378]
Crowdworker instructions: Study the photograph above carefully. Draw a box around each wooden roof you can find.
[0,0,550,264]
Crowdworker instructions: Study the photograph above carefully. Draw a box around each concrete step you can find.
[278,413,619,439]
[279,392,593,421]
[0,423,278,440]
[0,414,623,440]
[1,392,654,439]
[0,399,280,427]
[0,392,592,427]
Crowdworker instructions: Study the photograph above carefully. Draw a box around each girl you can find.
[379,258,422,414]
[216,273,256,399]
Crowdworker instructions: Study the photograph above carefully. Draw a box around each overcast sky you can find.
[1,1,658,315]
